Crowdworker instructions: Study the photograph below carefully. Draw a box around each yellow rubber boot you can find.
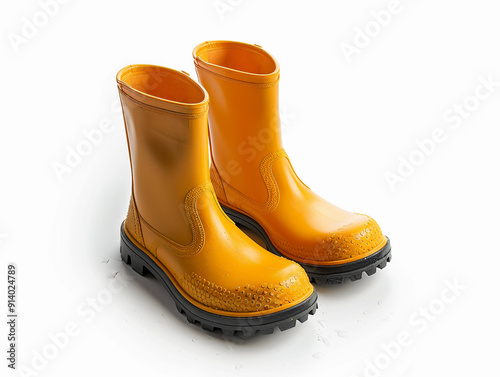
[117,64,317,335]
[193,41,391,284]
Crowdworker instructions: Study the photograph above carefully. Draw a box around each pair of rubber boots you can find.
[117,40,392,337]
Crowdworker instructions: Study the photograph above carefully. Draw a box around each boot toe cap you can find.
[180,263,313,314]
[319,214,386,263]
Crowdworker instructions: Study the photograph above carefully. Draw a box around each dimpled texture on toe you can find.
[268,211,386,264]
[178,268,311,313]
[314,215,386,263]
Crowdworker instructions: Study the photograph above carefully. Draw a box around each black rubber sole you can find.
[119,223,318,337]
[221,206,392,285]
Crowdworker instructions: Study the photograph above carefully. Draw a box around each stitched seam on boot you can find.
[194,64,279,88]
[220,149,286,214]
[131,196,144,246]
[125,196,144,247]
[138,182,212,258]
[119,89,207,119]
[210,164,228,202]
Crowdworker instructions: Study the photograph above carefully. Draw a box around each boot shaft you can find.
[193,41,283,201]
[117,65,209,244]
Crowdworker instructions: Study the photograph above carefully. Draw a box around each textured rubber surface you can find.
[120,223,318,337]
[221,206,392,285]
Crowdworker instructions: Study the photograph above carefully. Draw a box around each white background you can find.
[2,0,499,376]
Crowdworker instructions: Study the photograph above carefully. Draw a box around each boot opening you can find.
[195,41,277,75]
[118,65,206,104]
